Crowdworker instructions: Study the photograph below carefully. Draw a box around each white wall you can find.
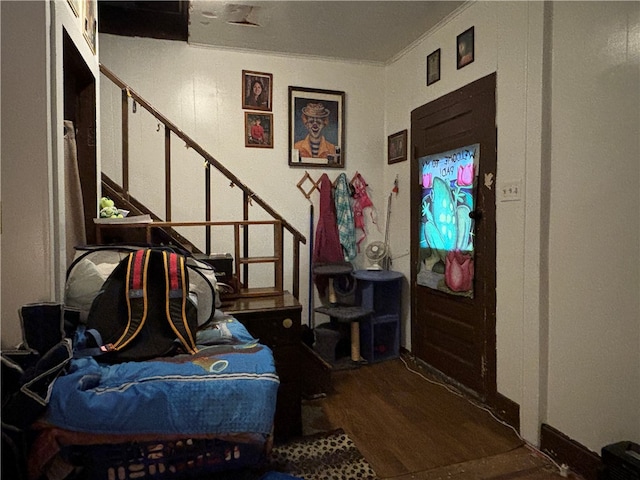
[384,0,639,452]
[383,1,546,442]
[1,0,99,349]
[98,0,640,455]
[99,35,387,325]
[1,0,637,464]
[1,1,53,349]
[546,1,640,450]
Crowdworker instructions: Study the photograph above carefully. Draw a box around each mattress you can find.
[30,316,279,479]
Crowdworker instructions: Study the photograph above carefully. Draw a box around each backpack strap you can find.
[71,250,149,358]
[106,249,151,352]
[73,326,106,358]
[162,251,199,354]
[79,248,199,359]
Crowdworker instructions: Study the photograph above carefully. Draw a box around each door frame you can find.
[410,73,497,403]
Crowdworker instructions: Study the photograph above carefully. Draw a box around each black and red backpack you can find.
[82,248,199,363]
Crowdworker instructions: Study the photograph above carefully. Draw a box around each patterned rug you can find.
[266,429,378,480]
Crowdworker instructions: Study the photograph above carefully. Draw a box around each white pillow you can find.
[187,258,222,326]
[64,259,107,312]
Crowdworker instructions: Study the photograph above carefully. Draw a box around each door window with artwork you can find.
[417,144,479,297]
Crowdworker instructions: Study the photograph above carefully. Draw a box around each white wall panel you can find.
[98,1,640,453]
[547,1,640,450]
[99,35,385,325]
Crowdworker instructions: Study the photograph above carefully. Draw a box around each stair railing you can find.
[99,64,306,299]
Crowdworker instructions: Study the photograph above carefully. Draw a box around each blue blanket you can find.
[45,319,279,436]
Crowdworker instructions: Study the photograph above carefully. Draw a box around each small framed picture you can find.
[457,27,474,69]
[426,49,441,86]
[82,0,97,54]
[245,112,273,148]
[242,70,273,111]
[388,130,408,164]
[288,86,345,168]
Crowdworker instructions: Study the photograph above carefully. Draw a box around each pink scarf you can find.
[350,172,374,248]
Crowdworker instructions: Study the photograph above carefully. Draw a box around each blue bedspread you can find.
[45,318,279,436]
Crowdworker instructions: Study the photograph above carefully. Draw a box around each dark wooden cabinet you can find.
[223,293,302,440]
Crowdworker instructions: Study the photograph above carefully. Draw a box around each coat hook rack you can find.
[297,171,346,200]
[296,171,320,200]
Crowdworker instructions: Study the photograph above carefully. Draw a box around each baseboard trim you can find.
[400,348,520,434]
[401,350,604,480]
[492,392,520,433]
[540,423,602,480]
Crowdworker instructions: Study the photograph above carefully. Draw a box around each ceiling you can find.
[99,1,466,64]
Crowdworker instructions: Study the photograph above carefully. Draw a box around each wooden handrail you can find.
[95,220,290,297]
[100,64,306,242]
[99,64,306,299]
[140,220,282,227]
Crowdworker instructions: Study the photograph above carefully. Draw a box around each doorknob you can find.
[469,210,482,220]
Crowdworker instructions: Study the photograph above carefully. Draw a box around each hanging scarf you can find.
[350,172,375,249]
[333,173,357,261]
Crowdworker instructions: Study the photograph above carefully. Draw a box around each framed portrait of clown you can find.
[288,86,345,168]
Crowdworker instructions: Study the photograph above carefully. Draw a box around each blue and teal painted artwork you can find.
[417,144,479,297]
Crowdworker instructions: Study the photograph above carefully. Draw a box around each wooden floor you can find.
[308,354,583,480]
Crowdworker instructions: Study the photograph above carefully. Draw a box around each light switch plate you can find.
[499,180,522,202]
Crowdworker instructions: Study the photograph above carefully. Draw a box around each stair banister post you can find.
[165,125,172,221]
[292,233,301,299]
[243,192,250,289]
[234,224,243,290]
[274,221,283,293]
[121,88,129,199]
[205,163,211,254]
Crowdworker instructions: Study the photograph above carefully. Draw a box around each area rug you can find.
[301,399,334,436]
[267,429,378,480]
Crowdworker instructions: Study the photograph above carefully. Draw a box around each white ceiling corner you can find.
[187,1,466,64]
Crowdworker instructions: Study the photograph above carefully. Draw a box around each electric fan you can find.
[365,241,389,270]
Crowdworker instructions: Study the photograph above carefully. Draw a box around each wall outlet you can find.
[499,180,522,202]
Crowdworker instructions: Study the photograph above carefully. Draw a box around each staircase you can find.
[98,64,306,299]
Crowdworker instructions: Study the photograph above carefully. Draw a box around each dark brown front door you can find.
[410,73,497,399]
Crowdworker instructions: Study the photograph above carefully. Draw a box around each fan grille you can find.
[365,242,388,268]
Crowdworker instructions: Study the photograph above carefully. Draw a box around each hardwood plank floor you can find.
[309,354,583,480]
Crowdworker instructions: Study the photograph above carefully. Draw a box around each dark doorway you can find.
[63,31,97,245]
[410,73,497,400]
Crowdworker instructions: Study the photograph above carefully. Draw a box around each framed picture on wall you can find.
[457,26,474,69]
[388,130,408,164]
[288,86,345,168]
[427,49,441,86]
[83,0,97,54]
[242,70,273,111]
[245,112,273,148]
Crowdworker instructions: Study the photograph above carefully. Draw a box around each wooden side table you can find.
[223,293,302,440]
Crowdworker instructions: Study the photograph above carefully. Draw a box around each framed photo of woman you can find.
[242,71,273,111]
